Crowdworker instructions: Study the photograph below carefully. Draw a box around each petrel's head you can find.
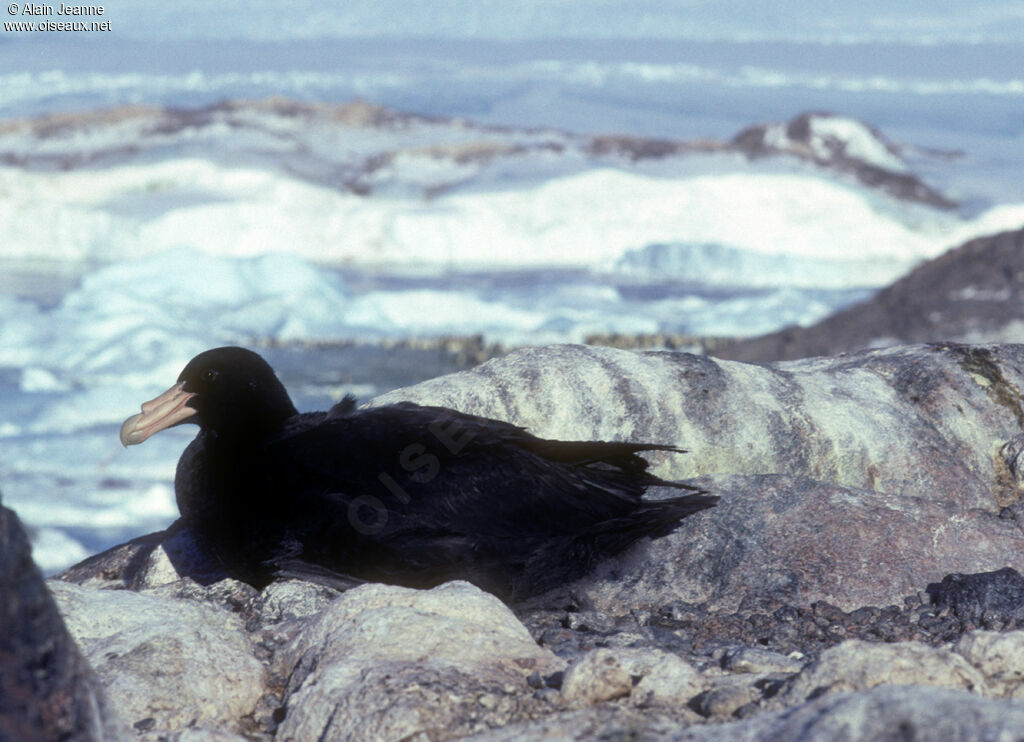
[119,346,297,445]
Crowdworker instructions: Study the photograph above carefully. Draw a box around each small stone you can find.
[722,647,804,675]
[560,649,633,707]
[630,653,702,707]
[247,578,342,629]
[563,611,615,633]
[774,606,799,623]
[826,623,847,637]
[698,683,758,719]
[631,608,652,627]
[782,639,989,703]
[532,687,561,704]
[544,671,564,689]
[956,630,1024,697]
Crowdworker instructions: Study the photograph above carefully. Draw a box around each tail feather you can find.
[518,491,717,597]
[569,490,718,563]
[586,491,718,542]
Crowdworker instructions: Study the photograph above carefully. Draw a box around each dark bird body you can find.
[120,347,716,600]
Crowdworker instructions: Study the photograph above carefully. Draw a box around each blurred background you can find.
[1,0,1022,571]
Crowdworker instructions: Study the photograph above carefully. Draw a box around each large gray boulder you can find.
[370,342,1024,611]
[372,342,1022,509]
[0,502,124,741]
[47,581,265,739]
[566,473,1024,613]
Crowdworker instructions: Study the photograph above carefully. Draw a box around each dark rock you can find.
[0,502,124,741]
[522,568,1024,673]
[927,568,1024,628]
[544,671,565,690]
[716,227,1024,362]
[54,528,167,588]
[55,520,224,590]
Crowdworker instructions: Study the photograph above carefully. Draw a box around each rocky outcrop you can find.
[732,111,957,209]
[715,226,1024,362]
[48,562,1024,741]
[49,341,1024,739]
[0,501,124,741]
[47,576,575,741]
[371,342,1023,505]
[928,567,1024,628]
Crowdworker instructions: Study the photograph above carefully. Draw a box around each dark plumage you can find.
[120,346,716,599]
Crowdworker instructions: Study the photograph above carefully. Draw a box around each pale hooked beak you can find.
[119,381,197,446]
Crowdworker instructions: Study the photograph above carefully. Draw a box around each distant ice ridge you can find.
[0,158,998,272]
[612,242,908,288]
[3,100,1020,281]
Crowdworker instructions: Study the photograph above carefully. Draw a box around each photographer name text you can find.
[12,4,103,15]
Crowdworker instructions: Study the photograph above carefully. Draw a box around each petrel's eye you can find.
[202,369,219,383]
